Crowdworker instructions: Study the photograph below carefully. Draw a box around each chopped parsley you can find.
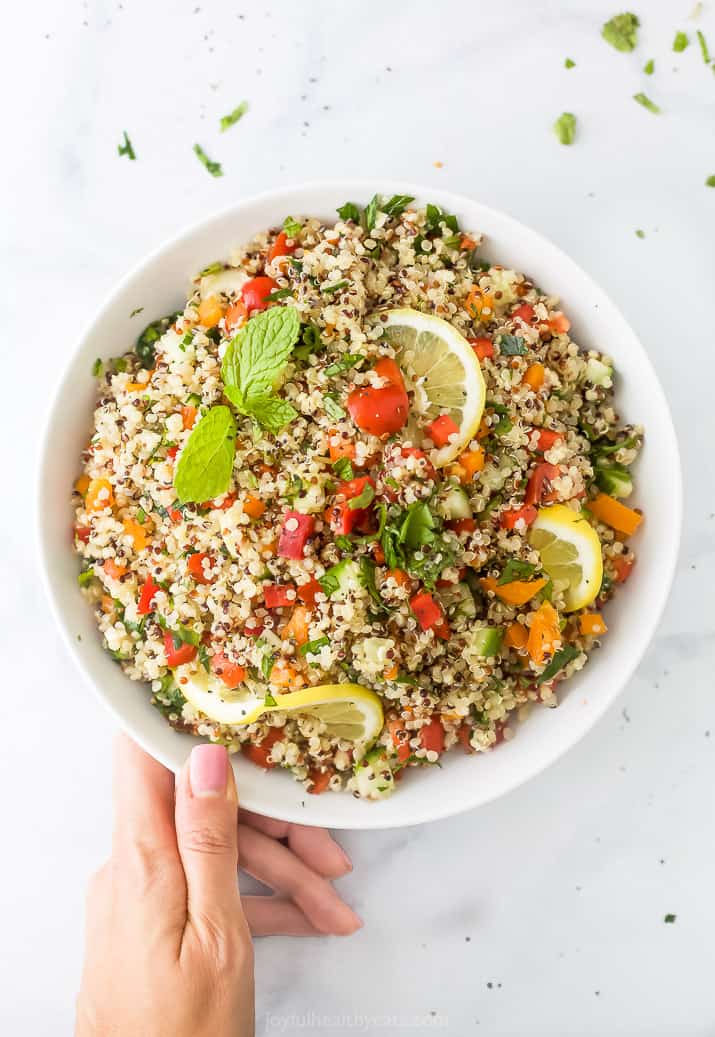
[331,457,354,481]
[564,57,576,68]
[497,334,528,356]
[324,354,364,376]
[664,913,677,924]
[260,651,275,681]
[537,644,580,684]
[283,216,302,238]
[633,92,661,114]
[193,143,223,177]
[553,112,576,145]
[425,203,459,234]
[118,131,136,160]
[601,12,639,52]
[498,559,537,585]
[673,31,689,52]
[220,100,249,132]
[266,287,293,302]
[381,194,415,217]
[321,279,349,295]
[363,194,380,233]
[337,201,361,222]
[324,394,346,420]
[300,636,330,657]
[130,307,144,318]
[635,229,645,238]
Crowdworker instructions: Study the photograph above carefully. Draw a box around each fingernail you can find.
[337,845,353,872]
[189,744,229,797]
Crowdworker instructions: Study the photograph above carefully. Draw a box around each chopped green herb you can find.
[337,201,361,222]
[706,175,715,187]
[111,357,128,373]
[118,131,136,160]
[696,29,710,62]
[442,234,462,249]
[601,12,639,52]
[564,57,576,68]
[381,194,415,217]
[300,636,330,657]
[78,569,95,587]
[363,194,380,232]
[197,644,210,672]
[633,92,661,114]
[335,534,353,553]
[643,58,654,74]
[261,651,275,681]
[136,507,147,524]
[486,401,513,436]
[635,229,645,238]
[135,312,180,369]
[497,334,528,356]
[91,358,103,377]
[348,482,375,510]
[664,913,676,924]
[553,111,577,145]
[321,279,349,295]
[220,100,249,132]
[193,143,223,177]
[425,203,459,234]
[130,307,144,318]
[293,323,323,362]
[324,354,364,376]
[324,394,346,420]
[200,261,224,277]
[283,216,302,238]
[537,644,580,684]
[266,287,293,302]
[332,456,354,480]
[673,31,689,52]
[498,559,537,585]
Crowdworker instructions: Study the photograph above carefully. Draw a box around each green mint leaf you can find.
[320,279,349,295]
[498,559,537,585]
[324,354,364,376]
[601,12,639,52]
[193,143,223,177]
[324,394,345,420]
[222,306,300,401]
[300,636,330,657]
[537,644,580,684]
[564,57,576,68]
[337,201,361,222]
[381,194,415,217]
[363,194,380,232]
[220,100,249,132]
[246,395,298,433]
[118,131,136,160]
[697,29,711,62]
[633,92,661,114]
[332,457,354,480]
[348,482,375,510]
[707,175,715,187]
[283,216,302,237]
[673,31,689,52]
[553,111,577,145]
[174,405,236,503]
[497,334,528,356]
[223,384,245,410]
[643,58,655,74]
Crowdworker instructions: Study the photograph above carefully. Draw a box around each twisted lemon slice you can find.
[528,504,603,612]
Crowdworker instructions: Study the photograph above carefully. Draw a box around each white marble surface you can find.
[2,0,714,1032]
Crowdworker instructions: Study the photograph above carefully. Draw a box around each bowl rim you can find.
[36,179,683,829]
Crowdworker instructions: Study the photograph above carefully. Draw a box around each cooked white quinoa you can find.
[73,198,643,798]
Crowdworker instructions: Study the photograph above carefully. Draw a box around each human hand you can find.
[76,736,361,1037]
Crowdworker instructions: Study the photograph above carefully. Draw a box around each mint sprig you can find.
[174,405,236,503]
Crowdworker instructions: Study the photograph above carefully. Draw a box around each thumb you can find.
[175,744,242,925]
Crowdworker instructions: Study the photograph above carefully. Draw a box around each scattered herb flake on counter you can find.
[643,58,655,73]
[193,143,223,177]
[129,307,144,318]
[91,358,103,377]
[633,92,661,114]
[707,175,715,187]
[673,31,689,51]
[118,131,136,160]
[696,29,710,62]
[564,57,576,68]
[635,229,645,238]
[553,112,577,145]
[664,913,677,923]
[220,100,249,131]
[602,12,640,52]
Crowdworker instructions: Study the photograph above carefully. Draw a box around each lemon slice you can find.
[175,667,384,743]
[382,308,486,465]
[528,504,603,612]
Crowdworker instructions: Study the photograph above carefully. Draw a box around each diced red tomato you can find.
[307,767,333,794]
[297,577,323,608]
[446,518,476,535]
[525,463,560,507]
[244,618,264,638]
[531,428,563,452]
[225,299,248,331]
[425,414,459,448]
[75,526,91,543]
[512,302,537,325]
[187,552,213,584]
[613,556,634,583]
[263,583,296,609]
[241,276,278,313]
[210,651,247,690]
[166,446,179,460]
[432,619,451,640]
[410,591,444,631]
[347,358,409,436]
[278,511,315,560]
[500,504,538,530]
[339,476,376,502]
[420,718,445,754]
[137,575,161,615]
[267,230,295,263]
[326,476,376,535]
[457,724,474,753]
[163,631,197,667]
[388,718,411,763]
[469,337,494,360]
[243,728,284,769]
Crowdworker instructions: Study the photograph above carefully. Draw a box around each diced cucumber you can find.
[319,558,362,599]
[438,582,477,622]
[594,460,633,499]
[584,357,613,388]
[437,485,472,521]
[292,482,326,514]
[467,624,504,657]
[352,747,395,800]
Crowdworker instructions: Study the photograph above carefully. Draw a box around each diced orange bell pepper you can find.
[504,621,529,650]
[181,405,198,430]
[280,605,311,646]
[383,664,399,681]
[523,363,545,391]
[527,601,562,665]
[103,559,128,580]
[123,517,149,551]
[269,660,305,688]
[385,568,412,588]
[74,473,90,496]
[243,494,266,519]
[579,613,608,636]
[328,430,356,462]
[587,493,643,537]
[465,287,495,322]
[480,575,548,606]
[85,478,114,513]
[197,296,225,328]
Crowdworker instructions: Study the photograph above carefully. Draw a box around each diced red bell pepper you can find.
[499,505,538,530]
[419,718,445,753]
[278,511,315,560]
[425,414,460,448]
[327,476,376,534]
[243,727,284,769]
[457,723,474,753]
[512,302,537,325]
[531,428,563,453]
[297,577,323,608]
[75,526,91,543]
[210,651,247,689]
[613,556,634,583]
[163,631,197,667]
[469,337,494,360]
[347,358,409,436]
[244,618,264,638]
[166,446,179,460]
[137,574,161,615]
[267,230,295,263]
[410,591,444,631]
[187,551,213,584]
[241,276,278,313]
[432,619,451,640]
[446,518,476,535]
[307,767,333,794]
[264,583,296,608]
[525,463,560,507]
[388,718,411,763]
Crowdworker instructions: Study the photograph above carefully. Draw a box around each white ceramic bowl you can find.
[37,181,682,829]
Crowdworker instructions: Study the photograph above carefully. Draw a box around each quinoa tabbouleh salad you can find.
[73,194,644,799]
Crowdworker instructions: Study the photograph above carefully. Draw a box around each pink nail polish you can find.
[189,744,228,797]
